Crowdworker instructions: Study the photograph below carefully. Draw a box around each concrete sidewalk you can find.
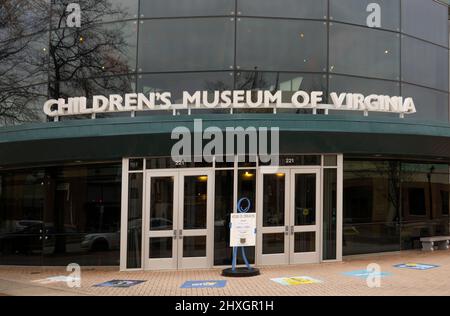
[1,250,450,296]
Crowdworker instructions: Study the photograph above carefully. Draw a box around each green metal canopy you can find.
[1,114,450,167]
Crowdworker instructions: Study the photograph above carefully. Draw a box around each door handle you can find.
[179,229,183,239]
[173,230,177,240]
[285,226,289,236]
[290,226,294,235]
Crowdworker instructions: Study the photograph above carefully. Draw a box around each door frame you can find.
[289,168,321,264]
[142,169,214,271]
[256,167,322,266]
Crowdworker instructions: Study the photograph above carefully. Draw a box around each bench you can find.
[420,236,450,252]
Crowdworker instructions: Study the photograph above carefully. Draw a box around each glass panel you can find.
[214,170,234,265]
[262,233,285,255]
[329,23,400,80]
[150,177,174,231]
[1,0,50,36]
[329,74,400,118]
[140,0,233,18]
[401,162,450,250]
[149,237,172,258]
[235,72,327,114]
[184,176,208,230]
[344,160,400,224]
[294,174,316,226]
[50,21,137,80]
[402,0,449,47]
[146,157,213,169]
[138,18,234,72]
[0,84,48,127]
[263,174,285,227]
[238,0,327,19]
[323,169,337,260]
[51,0,137,26]
[330,0,400,31]
[402,36,449,92]
[0,170,45,266]
[44,164,122,266]
[343,223,400,255]
[236,18,327,72]
[402,84,449,122]
[129,159,144,171]
[324,156,338,167]
[137,72,233,115]
[261,155,322,167]
[294,232,315,253]
[127,173,143,268]
[183,236,207,258]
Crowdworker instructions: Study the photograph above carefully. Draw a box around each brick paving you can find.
[0,250,449,296]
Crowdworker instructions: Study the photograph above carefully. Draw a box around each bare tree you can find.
[0,0,135,126]
[0,0,50,125]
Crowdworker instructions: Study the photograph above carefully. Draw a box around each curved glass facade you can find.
[0,0,449,125]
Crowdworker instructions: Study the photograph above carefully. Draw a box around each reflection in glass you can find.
[127,173,142,268]
[329,74,400,118]
[50,21,137,82]
[214,170,234,265]
[149,237,172,258]
[343,223,400,255]
[140,0,233,18]
[402,0,449,47]
[237,18,326,72]
[150,177,174,231]
[51,0,137,28]
[263,174,285,227]
[238,0,327,19]
[137,72,233,113]
[184,176,208,230]
[294,174,316,226]
[323,169,337,260]
[402,83,449,122]
[330,23,400,80]
[138,18,234,72]
[402,36,449,92]
[183,236,207,258]
[262,233,285,254]
[294,232,315,253]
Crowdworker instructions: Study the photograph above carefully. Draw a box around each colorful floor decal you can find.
[343,270,392,279]
[93,280,146,288]
[270,276,322,286]
[180,280,227,289]
[394,263,439,270]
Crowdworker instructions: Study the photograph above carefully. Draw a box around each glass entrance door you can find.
[144,170,213,270]
[289,170,320,264]
[258,168,321,265]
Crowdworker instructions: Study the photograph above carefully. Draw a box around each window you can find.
[408,188,426,216]
[140,0,233,18]
[329,23,400,80]
[402,0,449,47]
[236,18,327,72]
[238,0,327,19]
[138,18,234,72]
[402,83,449,122]
[401,36,449,92]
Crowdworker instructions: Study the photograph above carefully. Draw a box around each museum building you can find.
[0,0,450,271]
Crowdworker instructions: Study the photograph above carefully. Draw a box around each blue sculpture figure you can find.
[231,197,253,272]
